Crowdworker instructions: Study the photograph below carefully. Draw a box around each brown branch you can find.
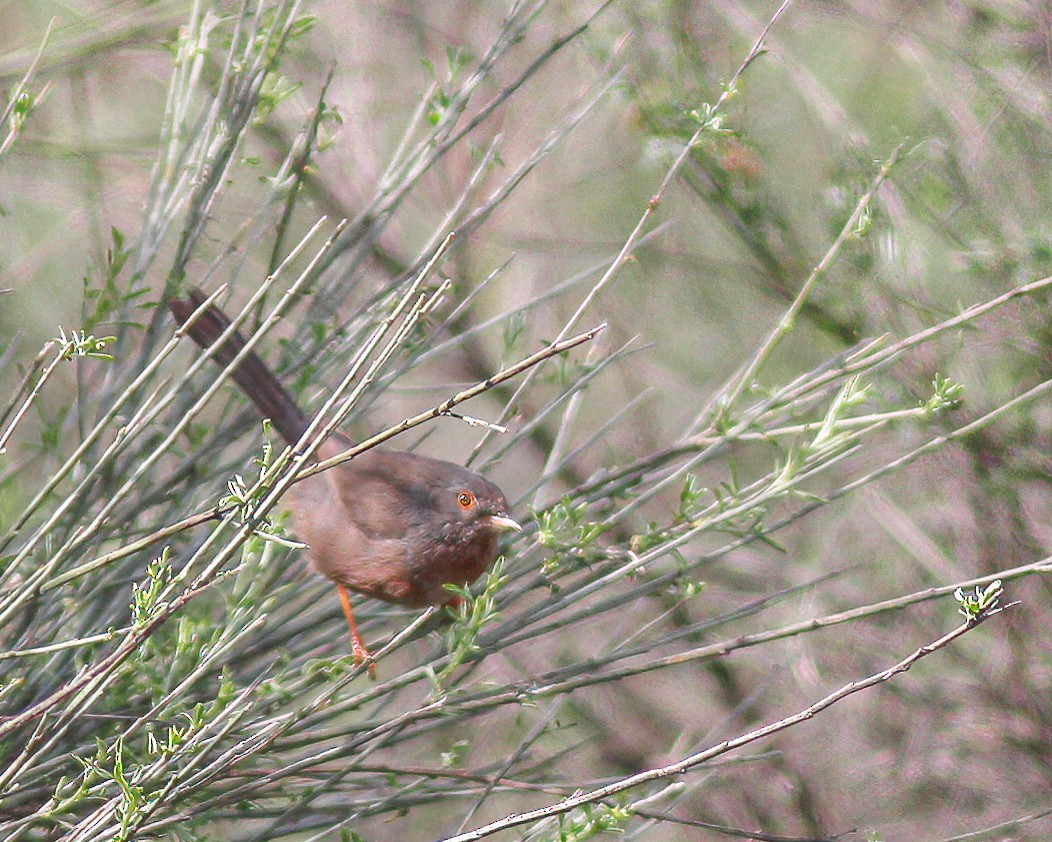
[442,609,1007,841]
[303,323,607,478]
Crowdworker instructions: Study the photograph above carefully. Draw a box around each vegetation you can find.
[2,1,1051,840]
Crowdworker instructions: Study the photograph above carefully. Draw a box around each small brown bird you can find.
[167,289,520,672]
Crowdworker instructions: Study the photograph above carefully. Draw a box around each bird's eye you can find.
[457,491,476,510]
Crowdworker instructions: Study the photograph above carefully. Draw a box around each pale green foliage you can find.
[1,2,1049,841]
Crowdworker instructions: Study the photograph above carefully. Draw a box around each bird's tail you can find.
[167,289,310,447]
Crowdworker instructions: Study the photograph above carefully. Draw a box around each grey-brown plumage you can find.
[293,438,514,607]
[167,289,520,670]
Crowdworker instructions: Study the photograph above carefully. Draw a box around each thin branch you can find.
[468,0,794,463]
[443,609,1005,841]
[0,16,55,159]
[304,322,607,477]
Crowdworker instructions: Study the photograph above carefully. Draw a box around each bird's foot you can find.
[352,639,377,681]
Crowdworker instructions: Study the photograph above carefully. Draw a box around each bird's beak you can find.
[486,514,522,533]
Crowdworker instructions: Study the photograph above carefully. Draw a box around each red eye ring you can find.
[457,491,476,510]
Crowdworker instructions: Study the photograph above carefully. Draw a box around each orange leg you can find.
[337,585,376,679]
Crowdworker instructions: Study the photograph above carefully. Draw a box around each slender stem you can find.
[701,140,906,428]
[305,323,606,477]
[469,0,793,463]
[443,611,1002,841]
[0,340,67,454]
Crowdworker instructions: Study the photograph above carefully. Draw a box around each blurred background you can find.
[2,1,1052,840]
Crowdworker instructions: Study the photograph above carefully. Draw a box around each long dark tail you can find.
[167,289,309,447]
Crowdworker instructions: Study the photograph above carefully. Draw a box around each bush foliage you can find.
[2,2,1051,840]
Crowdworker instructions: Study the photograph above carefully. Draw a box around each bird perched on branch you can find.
[167,288,520,674]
